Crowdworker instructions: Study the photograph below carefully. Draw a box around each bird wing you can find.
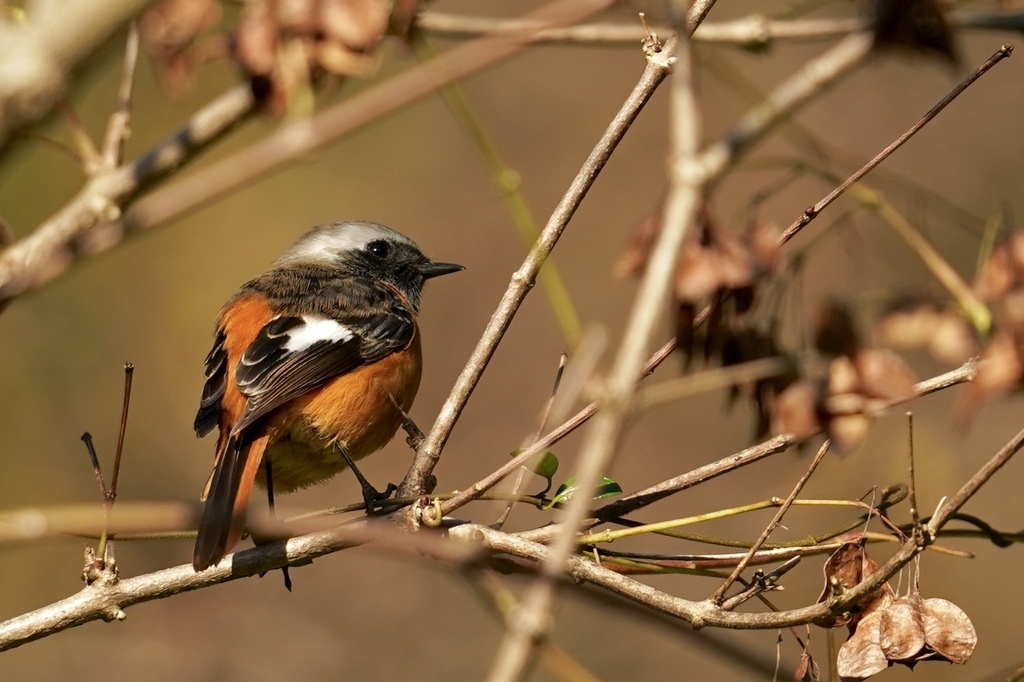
[191,284,415,571]
[230,299,416,435]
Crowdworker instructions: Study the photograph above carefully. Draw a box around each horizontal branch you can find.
[417,10,1024,48]
[0,517,478,652]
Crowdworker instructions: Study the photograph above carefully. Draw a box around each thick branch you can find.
[0,85,255,302]
[0,518,478,652]
[0,0,151,154]
[0,0,611,306]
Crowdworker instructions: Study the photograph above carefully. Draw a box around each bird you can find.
[192,220,462,572]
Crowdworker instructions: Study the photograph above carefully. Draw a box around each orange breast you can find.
[258,331,423,492]
[212,294,423,494]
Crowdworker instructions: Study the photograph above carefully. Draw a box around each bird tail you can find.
[193,433,270,571]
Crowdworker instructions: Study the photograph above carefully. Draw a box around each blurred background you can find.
[1,0,1023,679]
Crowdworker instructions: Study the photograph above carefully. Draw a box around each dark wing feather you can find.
[194,329,228,437]
[229,305,415,435]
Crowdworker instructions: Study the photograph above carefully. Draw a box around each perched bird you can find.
[192,221,462,572]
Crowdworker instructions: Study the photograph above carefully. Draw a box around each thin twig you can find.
[927,425,1024,536]
[907,413,921,533]
[100,22,140,168]
[0,0,150,153]
[110,362,133,498]
[712,439,831,604]
[0,85,256,303]
[398,27,676,501]
[778,43,1013,246]
[718,557,801,612]
[514,360,977,545]
[434,338,676,519]
[79,433,108,503]
[493,353,567,529]
[484,16,698,681]
[417,10,1024,48]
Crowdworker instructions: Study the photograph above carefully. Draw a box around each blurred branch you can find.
[434,33,874,522]
[0,0,151,154]
[484,9,702,677]
[456,414,1024,626]
[417,10,1024,48]
[0,501,197,545]
[397,24,674,501]
[0,516,480,652]
[0,0,611,307]
[515,359,978,545]
[0,84,255,303]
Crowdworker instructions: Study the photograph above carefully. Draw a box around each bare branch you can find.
[417,10,1024,48]
[779,43,1014,245]
[484,13,699,679]
[398,27,675,501]
[712,440,832,604]
[0,0,611,306]
[0,84,255,302]
[0,517,480,652]
[513,360,978,545]
[0,0,151,154]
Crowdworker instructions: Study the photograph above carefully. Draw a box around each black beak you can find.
[419,260,464,279]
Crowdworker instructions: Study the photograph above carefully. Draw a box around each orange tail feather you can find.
[193,433,270,571]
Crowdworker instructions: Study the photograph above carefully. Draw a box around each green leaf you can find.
[511,448,559,481]
[545,476,622,509]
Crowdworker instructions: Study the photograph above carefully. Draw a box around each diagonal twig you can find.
[711,439,832,605]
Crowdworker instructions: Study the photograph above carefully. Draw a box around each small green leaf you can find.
[546,476,622,508]
[593,478,623,500]
[511,448,559,481]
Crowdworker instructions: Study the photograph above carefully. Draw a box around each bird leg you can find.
[339,445,396,513]
[389,393,424,451]
[260,457,293,591]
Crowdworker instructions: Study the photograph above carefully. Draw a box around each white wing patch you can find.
[283,317,354,352]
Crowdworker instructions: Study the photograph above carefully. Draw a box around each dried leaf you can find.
[856,349,918,401]
[141,0,222,94]
[772,381,820,439]
[875,299,942,350]
[613,209,660,280]
[675,240,721,302]
[828,356,861,397]
[928,314,977,364]
[921,598,977,665]
[750,220,782,272]
[837,610,889,680]
[276,0,319,34]
[234,0,279,77]
[829,413,872,453]
[713,228,755,290]
[816,301,860,358]
[142,0,221,50]
[818,543,894,628]
[879,593,926,661]
[321,0,389,52]
[974,332,1022,398]
[871,0,957,63]
[975,243,1014,300]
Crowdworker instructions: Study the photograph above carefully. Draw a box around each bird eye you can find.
[366,240,391,259]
